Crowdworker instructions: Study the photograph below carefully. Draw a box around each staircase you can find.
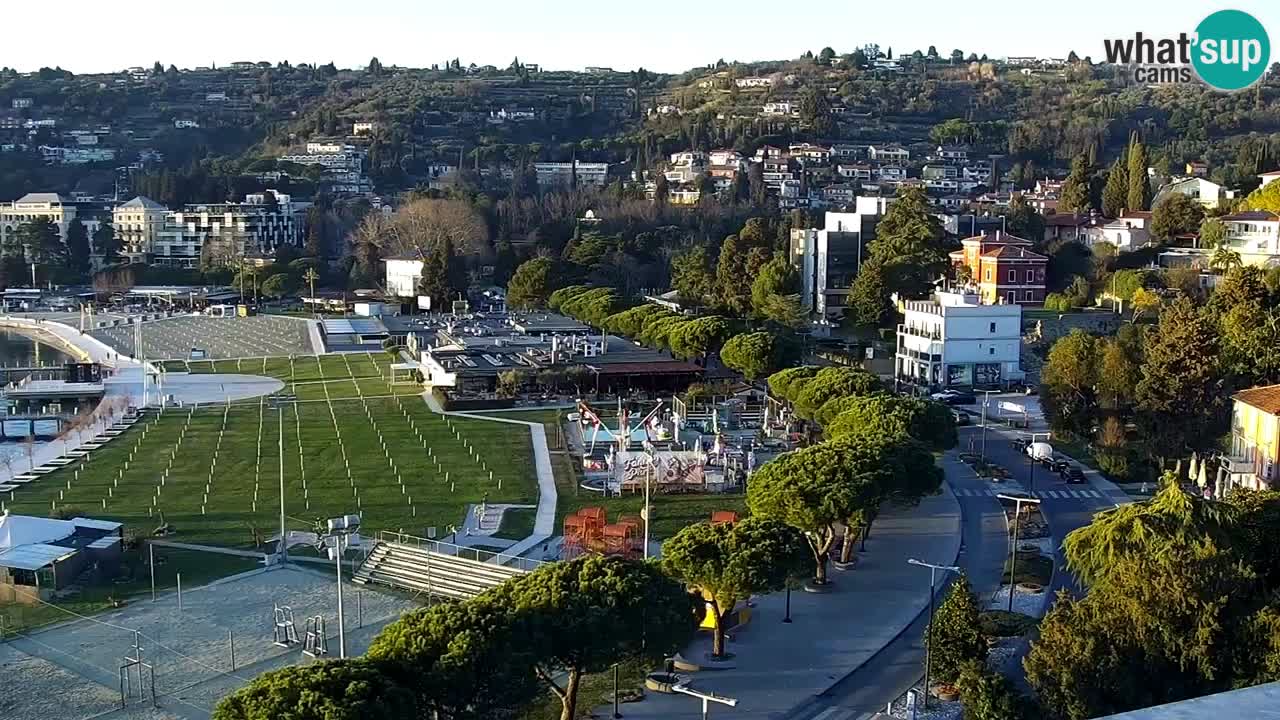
[352,541,530,599]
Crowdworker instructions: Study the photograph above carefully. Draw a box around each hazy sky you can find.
[4,1,1277,74]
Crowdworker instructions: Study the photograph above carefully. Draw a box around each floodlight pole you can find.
[997,494,1042,612]
[335,533,346,658]
[907,557,960,710]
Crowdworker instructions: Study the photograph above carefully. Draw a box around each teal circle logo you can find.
[1192,10,1270,91]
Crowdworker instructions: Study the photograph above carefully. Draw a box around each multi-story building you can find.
[112,196,169,263]
[1153,176,1224,210]
[110,192,308,269]
[790,199,887,318]
[0,193,82,250]
[1226,384,1280,492]
[384,256,425,298]
[950,231,1047,305]
[867,144,910,162]
[1221,210,1280,265]
[895,289,1024,391]
[533,161,609,188]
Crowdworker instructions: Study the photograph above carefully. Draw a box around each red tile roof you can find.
[1234,384,1280,415]
[980,245,1048,260]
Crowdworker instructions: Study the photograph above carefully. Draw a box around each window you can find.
[984,269,991,281]
[1008,269,1016,282]
[1006,291,1016,304]
[989,347,996,355]
[1025,290,1034,301]
[989,322,996,333]
[1026,269,1034,283]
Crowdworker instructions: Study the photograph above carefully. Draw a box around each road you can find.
[783,411,1126,720]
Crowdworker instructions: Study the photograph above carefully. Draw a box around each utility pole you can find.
[907,557,960,710]
[997,494,1041,612]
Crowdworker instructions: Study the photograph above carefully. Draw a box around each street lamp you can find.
[907,557,961,709]
[269,396,287,562]
[1023,433,1052,494]
[979,390,996,463]
[997,494,1042,612]
[317,513,361,659]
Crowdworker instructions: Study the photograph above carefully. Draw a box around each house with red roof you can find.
[950,231,1048,305]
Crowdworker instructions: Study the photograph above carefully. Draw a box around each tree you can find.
[1102,156,1129,218]
[751,257,804,327]
[927,575,987,683]
[848,258,895,328]
[720,331,780,380]
[260,273,295,299]
[828,432,942,563]
[1126,135,1151,212]
[1059,155,1093,214]
[799,87,834,136]
[669,315,731,360]
[16,217,63,267]
[506,257,555,310]
[93,221,121,264]
[864,186,947,299]
[1040,329,1099,439]
[416,245,451,310]
[957,660,1029,720]
[1096,331,1142,410]
[663,518,810,658]
[792,366,882,419]
[65,218,90,275]
[767,366,819,402]
[490,556,698,720]
[1199,218,1228,248]
[1244,178,1280,213]
[366,597,542,720]
[825,395,957,451]
[746,442,877,584]
[1129,286,1161,320]
[212,660,416,720]
[715,234,752,314]
[1210,245,1243,272]
[670,246,714,308]
[1150,194,1205,242]
[1135,298,1225,460]
[1004,195,1045,243]
[1220,300,1280,387]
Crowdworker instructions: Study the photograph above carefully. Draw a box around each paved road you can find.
[780,454,1007,720]
[784,418,1132,720]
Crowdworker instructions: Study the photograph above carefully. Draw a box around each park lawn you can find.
[494,507,537,540]
[5,396,539,548]
[0,547,260,636]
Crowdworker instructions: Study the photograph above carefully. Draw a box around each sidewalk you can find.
[599,486,962,720]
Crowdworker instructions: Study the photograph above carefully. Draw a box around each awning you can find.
[0,542,75,571]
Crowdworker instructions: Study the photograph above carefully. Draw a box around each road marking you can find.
[808,707,857,720]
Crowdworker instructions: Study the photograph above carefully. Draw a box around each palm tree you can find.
[303,267,319,311]
[1210,245,1242,272]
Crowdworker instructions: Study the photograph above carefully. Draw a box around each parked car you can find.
[1061,465,1086,484]
[952,409,971,426]
[930,390,977,406]
[1012,437,1030,452]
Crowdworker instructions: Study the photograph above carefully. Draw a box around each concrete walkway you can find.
[603,485,962,720]
[421,392,558,563]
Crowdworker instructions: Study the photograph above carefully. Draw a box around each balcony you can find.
[897,324,942,341]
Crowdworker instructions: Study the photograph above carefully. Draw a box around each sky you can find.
[3,0,1277,75]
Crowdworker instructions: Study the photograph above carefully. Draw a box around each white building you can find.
[1258,170,1280,189]
[1221,210,1280,266]
[1090,211,1153,252]
[384,256,425,298]
[352,122,377,135]
[1153,176,1224,210]
[762,102,794,116]
[113,196,169,263]
[174,119,200,129]
[734,77,774,88]
[896,290,1025,390]
[790,199,889,318]
[0,193,83,251]
[533,161,609,188]
[867,145,910,162]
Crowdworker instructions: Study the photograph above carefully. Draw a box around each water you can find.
[0,329,75,463]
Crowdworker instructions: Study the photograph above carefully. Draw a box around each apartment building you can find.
[113,196,169,263]
[951,231,1047,305]
[533,161,609,188]
[1220,210,1280,266]
[896,289,1024,391]
[789,198,888,318]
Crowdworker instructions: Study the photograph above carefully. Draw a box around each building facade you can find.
[1226,385,1280,492]
[384,257,425,298]
[789,199,887,319]
[113,196,169,264]
[895,290,1024,391]
[950,231,1047,305]
[110,193,307,269]
[0,193,83,251]
[533,162,609,188]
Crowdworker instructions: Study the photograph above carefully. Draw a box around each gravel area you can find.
[988,585,1047,617]
[986,636,1022,669]
[0,644,120,720]
[888,686,962,720]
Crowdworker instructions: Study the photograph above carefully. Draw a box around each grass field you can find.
[159,352,423,402]
[6,358,539,548]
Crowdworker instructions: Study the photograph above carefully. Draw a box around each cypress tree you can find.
[1127,134,1151,211]
[1102,156,1129,218]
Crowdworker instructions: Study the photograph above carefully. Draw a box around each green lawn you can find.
[494,507,537,540]
[6,368,539,548]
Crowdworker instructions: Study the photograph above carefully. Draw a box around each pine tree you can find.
[926,573,987,683]
[1059,155,1092,214]
[1127,134,1151,212]
[65,218,90,275]
[416,243,451,310]
[1102,156,1129,218]
[93,222,120,264]
[1135,297,1224,461]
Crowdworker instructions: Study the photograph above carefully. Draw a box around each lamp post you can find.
[318,513,361,659]
[997,494,1042,612]
[270,397,287,562]
[979,390,995,463]
[907,557,960,709]
[1024,432,1052,494]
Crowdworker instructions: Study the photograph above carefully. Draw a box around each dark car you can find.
[1061,465,1086,484]
[952,409,971,426]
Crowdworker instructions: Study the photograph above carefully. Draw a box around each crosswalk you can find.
[953,487,1103,499]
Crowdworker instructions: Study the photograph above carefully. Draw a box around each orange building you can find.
[949,231,1047,305]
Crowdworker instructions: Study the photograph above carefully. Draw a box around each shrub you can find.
[926,574,987,683]
[957,660,1031,720]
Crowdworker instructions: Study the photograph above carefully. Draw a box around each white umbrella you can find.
[1188,453,1199,481]
[1026,442,1054,460]
[1197,462,1208,489]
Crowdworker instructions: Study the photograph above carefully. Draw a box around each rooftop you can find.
[117,196,166,210]
[1234,384,1280,414]
[1222,210,1280,222]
